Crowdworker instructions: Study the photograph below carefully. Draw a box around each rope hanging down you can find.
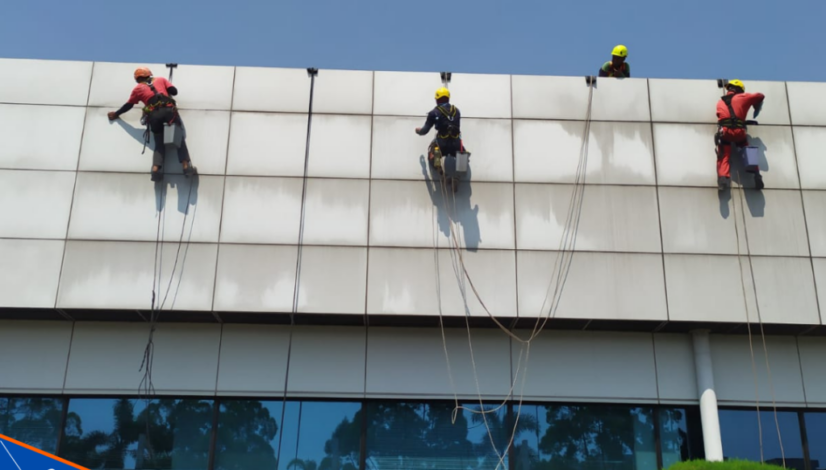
[433,78,596,470]
[137,64,196,461]
[729,148,785,466]
[276,67,318,470]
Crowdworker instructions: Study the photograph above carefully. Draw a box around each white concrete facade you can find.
[0,59,823,325]
[1,59,826,466]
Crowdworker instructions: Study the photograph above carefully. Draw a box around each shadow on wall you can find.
[114,118,200,216]
[419,155,481,252]
[718,187,765,219]
[718,136,766,219]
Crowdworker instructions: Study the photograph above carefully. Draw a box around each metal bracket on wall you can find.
[717,78,729,89]
[166,63,178,80]
[440,71,452,85]
[585,75,597,86]
[307,67,318,77]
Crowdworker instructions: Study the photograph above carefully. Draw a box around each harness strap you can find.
[436,105,460,139]
[719,94,747,130]
[142,78,177,115]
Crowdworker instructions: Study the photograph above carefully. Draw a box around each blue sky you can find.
[1,0,824,82]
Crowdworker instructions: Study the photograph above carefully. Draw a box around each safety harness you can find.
[139,78,178,154]
[718,93,747,130]
[435,104,460,140]
[602,61,629,78]
[142,78,177,114]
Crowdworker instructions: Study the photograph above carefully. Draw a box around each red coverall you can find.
[715,91,765,178]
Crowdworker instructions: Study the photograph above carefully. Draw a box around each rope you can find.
[729,159,785,466]
[432,78,595,470]
[277,69,317,470]
[137,144,196,466]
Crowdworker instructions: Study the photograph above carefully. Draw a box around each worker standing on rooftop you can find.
[715,79,765,190]
[415,87,465,173]
[108,67,196,182]
[599,45,630,78]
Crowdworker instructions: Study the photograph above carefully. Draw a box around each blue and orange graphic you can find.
[0,434,88,470]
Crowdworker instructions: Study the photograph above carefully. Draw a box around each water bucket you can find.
[742,146,760,172]
[163,123,183,149]
[456,152,469,173]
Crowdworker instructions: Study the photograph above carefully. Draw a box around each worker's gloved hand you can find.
[415,127,421,134]
[107,112,119,121]
[753,101,763,118]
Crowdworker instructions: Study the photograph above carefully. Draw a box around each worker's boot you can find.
[717,176,730,191]
[183,160,197,177]
[151,166,163,182]
[753,173,764,190]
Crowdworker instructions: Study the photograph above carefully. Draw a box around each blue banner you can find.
[0,434,88,470]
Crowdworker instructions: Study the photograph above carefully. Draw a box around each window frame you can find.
[718,405,814,470]
[0,393,706,470]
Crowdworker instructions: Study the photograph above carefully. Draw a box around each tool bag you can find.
[742,146,760,172]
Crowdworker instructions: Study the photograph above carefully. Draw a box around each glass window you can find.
[512,404,657,470]
[59,398,213,469]
[280,401,362,470]
[214,399,283,470]
[719,409,803,466]
[659,408,695,468]
[0,397,64,453]
[803,412,826,470]
[365,401,508,470]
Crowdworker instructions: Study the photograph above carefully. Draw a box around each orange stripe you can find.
[0,433,90,470]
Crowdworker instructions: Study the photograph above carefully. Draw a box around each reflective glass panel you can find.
[658,408,694,468]
[803,412,826,470]
[512,405,656,470]
[214,399,283,470]
[365,401,508,470]
[0,397,64,453]
[59,398,213,470]
[719,409,803,466]
[280,401,362,470]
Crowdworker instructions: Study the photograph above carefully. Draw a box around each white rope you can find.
[432,78,595,470]
[730,164,785,466]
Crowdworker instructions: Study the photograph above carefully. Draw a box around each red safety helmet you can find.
[134,67,152,80]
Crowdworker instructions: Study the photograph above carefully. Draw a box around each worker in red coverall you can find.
[108,67,196,182]
[715,79,765,190]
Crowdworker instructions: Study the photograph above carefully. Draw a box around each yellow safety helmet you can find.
[435,87,450,100]
[612,45,628,58]
[727,79,745,91]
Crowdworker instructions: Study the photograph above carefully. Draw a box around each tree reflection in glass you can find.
[512,405,657,470]
[0,397,64,453]
[364,401,515,470]
[59,398,213,470]
[658,408,690,468]
[214,399,281,470]
[280,401,361,470]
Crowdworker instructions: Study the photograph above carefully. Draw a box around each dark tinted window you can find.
[0,397,64,453]
[659,408,694,468]
[803,412,826,470]
[719,409,803,467]
[214,399,282,470]
[280,401,362,470]
[59,398,213,469]
[365,402,508,470]
[512,405,657,470]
